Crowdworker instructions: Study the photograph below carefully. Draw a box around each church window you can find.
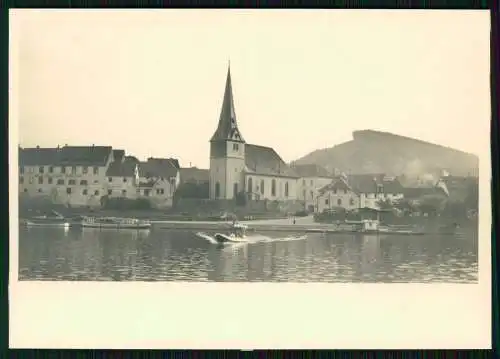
[260,180,264,195]
[248,177,253,193]
[215,182,220,198]
[285,182,289,197]
[271,179,276,196]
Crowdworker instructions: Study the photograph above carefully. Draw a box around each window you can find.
[325,199,329,205]
[108,177,112,182]
[310,180,313,186]
[38,177,43,184]
[156,189,164,195]
[39,166,44,174]
[377,184,384,193]
[82,166,88,174]
[302,189,306,199]
[233,183,238,197]
[122,190,127,196]
[350,198,355,205]
[68,179,76,185]
[80,180,88,185]
[71,166,77,174]
[57,179,64,185]
[285,182,289,197]
[271,179,276,196]
[144,189,150,196]
[48,178,53,185]
[108,189,112,195]
[61,166,66,174]
[23,188,28,193]
[38,188,43,193]
[310,191,314,200]
[333,189,337,194]
[215,182,220,198]
[337,198,342,206]
[19,176,24,184]
[233,143,239,151]
[93,166,99,175]
[123,177,127,183]
[20,166,25,174]
[260,180,264,195]
[66,188,72,194]
[94,190,100,196]
[48,166,54,173]
[247,177,253,193]
[83,189,88,195]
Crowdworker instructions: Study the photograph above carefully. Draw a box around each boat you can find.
[79,216,151,230]
[20,210,70,228]
[213,222,248,243]
[360,219,424,235]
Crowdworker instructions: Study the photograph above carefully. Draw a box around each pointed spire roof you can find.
[210,64,245,143]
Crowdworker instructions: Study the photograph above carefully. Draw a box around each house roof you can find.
[210,65,245,143]
[319,173,405,195]
[106,158,137,177]
[244,144,298,178]
[148,157,180,169]
[292,164,333,178]
[19,146,112,166]
[179,167,209,183]
[402,186,447,199]
[139,158,179,179]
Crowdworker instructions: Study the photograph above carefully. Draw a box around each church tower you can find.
[209,64,246,200]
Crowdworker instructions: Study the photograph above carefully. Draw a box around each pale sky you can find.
[11,10,490,169]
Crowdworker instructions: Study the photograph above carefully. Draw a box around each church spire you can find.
[210,63,245,143]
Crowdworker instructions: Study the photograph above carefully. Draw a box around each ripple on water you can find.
[17,227,479,283]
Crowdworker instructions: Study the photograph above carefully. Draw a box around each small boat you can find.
[212,222,248,244]
[20,210,70,228]
[360,220,424,236]
[80,216,151,230]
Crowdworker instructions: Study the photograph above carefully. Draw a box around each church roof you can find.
[244,144,298,178]
[210,65,245,143]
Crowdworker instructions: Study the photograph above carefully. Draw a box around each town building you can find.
[292,164,334,212]
[19,145,115,208]
[179,167,209,185]
[208,65,299,202]
[316,173,405,212]
[137,157,180,209]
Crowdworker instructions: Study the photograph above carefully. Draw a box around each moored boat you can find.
[20,210,70,228]
[80,216,151,230]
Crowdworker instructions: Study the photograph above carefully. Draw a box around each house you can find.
[18,145,114,208]
[209,64,299,202]
[316,173,405,212]
[138,158,180,209]
[179,167,209,185]
[292,163,334,211]
[105,152,140,199]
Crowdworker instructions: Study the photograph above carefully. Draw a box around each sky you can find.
[11,10,490,169]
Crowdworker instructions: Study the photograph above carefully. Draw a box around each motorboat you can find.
[213,222,248,243]
[79,216,151,230]
[20,210,70,228]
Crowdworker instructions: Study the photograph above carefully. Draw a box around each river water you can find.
[18,226,478,283]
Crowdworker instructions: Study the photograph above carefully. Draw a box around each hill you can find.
[292,130,479,178]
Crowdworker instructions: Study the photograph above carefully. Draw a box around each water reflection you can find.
[18,226,478,283]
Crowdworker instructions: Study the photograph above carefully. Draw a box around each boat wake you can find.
[195,232,307,245]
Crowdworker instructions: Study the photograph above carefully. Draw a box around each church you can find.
[209,65,299,201]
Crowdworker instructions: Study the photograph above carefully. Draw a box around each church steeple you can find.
[210,64,245,143]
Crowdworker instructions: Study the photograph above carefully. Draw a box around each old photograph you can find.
[13,10,484,284]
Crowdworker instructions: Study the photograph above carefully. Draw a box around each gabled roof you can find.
[139,158,179,179]
[318,173,405,195]
[106,158,138,177]
[210,65,245,143]
[19,146,112,166]
[179,167,209,183]
[244,144,298,178]
[292,164,333,178]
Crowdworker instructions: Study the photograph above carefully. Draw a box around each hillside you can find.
[292,130,479,178]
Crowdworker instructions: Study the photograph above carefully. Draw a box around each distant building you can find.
[292,164,334,211]
[316,173,405,212]
[19,145,114,208]
[179,167,209,185]
[138,158,180,209]
[209,65,299,201]
[105,151,140,200]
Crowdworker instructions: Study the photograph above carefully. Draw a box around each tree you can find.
[417,194,446,216]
